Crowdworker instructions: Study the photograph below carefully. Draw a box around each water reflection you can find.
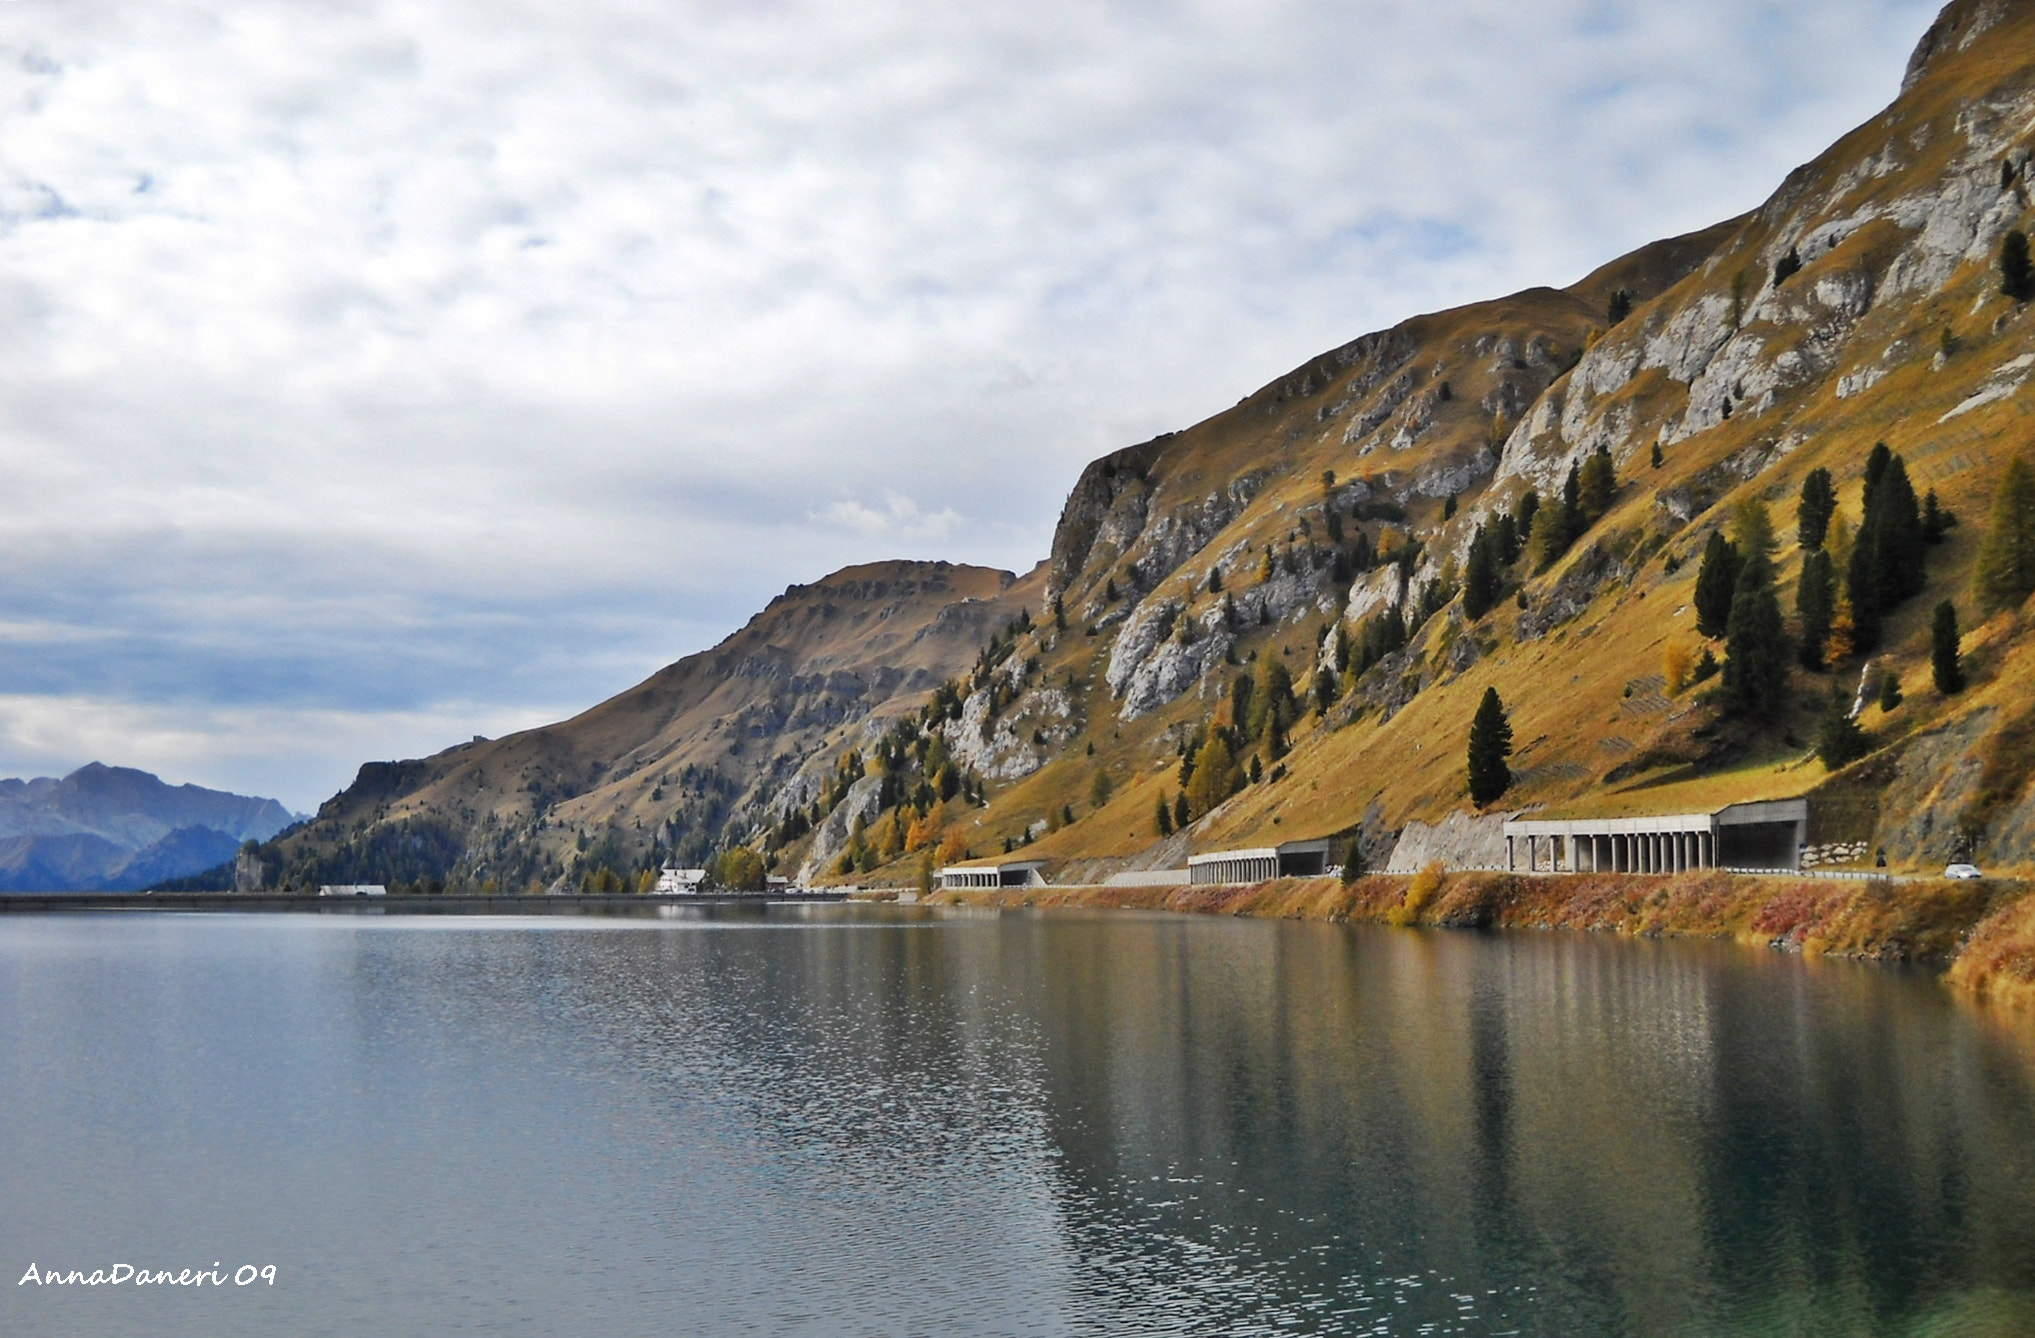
[4,907,2035,1336]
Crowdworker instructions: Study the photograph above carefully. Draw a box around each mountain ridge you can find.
[0,762,294,891]
[241,0,2035,891]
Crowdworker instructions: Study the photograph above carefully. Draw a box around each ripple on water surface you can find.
[4,904,2035,1336]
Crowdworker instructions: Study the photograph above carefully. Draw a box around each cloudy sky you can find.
[0,0,1941,810]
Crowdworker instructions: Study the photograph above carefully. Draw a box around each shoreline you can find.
[929,870,2035,1008]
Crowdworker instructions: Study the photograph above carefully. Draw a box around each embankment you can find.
[935,870,2035,1006]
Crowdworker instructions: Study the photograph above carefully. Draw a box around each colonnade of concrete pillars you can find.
[1509,830,1717,873]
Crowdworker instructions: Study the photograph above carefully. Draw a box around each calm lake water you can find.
[5,905,2035,1337]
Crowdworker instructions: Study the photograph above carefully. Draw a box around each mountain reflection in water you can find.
[4,905,2035,1336]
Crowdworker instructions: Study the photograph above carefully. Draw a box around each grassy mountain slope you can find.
[866,0,2035,882]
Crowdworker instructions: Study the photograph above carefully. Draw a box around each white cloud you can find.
[0,0,1943,806]
[820,491,964,542]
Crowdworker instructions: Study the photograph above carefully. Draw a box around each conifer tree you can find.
[1815,698,1871,770]
[1721,551,1789,719]
[1578,445,1616,525]
[1921,489,1955,544]
[1651,441,1664,469]
[1694,532,1742,638]
[1932,601,1965,695]
[2003,229,2035,301]
[1847,447,1925,652]
[1797,548,1836,671]
[1173,791,1190,831]
[1462,526,1502,620]
[1339,836,1367,884]
[1974,454,2035,613]
[1797,467,1836,550]
[1509,490,1539,564]
[1156,794,1174,837]
[1466,687,1514,807]
[1185,732,1239,819]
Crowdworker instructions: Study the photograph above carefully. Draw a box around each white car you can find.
[1945,863,1983,880]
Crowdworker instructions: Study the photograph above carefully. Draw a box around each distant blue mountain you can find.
[0,764,295,891]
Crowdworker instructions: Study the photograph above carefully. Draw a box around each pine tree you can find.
[1798,467,1836,550]
[1339,836,1367,884]
[1443,492,1458,520]
[1877,670,1902,712]
[1721,551,1790,719]
[1462,526,1502,620]
[1815,698,1871,770]
[1847,447,1926,652]
[1973,454,2035,613]
[1932,601,1965,695]
[1173,791,1190,831]
[1921,489,1955,544]
[1608,289,1633,325]
[1466,687,1514,806]
[1509,490,1539,565]
[1155,794,1173,837]
[2003,229,2035,301]
[1694,532,1742,638]
[1797,548,1836,671]
[1312,666,1340,714]
[1651,441,1663,469]
[1528,492,1573,572]
[1089,770,1113,811]
[1578,445,1616,525]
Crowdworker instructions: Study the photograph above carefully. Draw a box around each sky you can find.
[0,0,1944,811]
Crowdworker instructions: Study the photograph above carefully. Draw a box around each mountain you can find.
[253,0,2035,890]
[0,763,295,891]
[250,561,1045,891]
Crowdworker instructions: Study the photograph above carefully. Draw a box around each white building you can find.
[937,860,1049,890]
[1502,799,1811,874]
[655,867,708,895]
[318,884,387,897]
[1186,839,1334,886]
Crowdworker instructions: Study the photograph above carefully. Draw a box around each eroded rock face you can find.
[798,773,886,883]
[1047,439,1167,597]
[941,673,1074,783]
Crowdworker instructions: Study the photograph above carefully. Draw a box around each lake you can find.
[4,904,2035,1336]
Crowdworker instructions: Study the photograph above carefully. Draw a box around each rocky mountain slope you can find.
[240,0,2035,891]
[247,561,1043,891]
[0,763,294,891]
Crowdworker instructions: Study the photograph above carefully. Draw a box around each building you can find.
[655,867,708,895]
[937,860,1048,890]
[318,884,386,897]
[1187,839,1334,885]
[1502,799,1810,874]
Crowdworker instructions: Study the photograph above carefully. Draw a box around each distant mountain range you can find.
[0,763,296,891]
